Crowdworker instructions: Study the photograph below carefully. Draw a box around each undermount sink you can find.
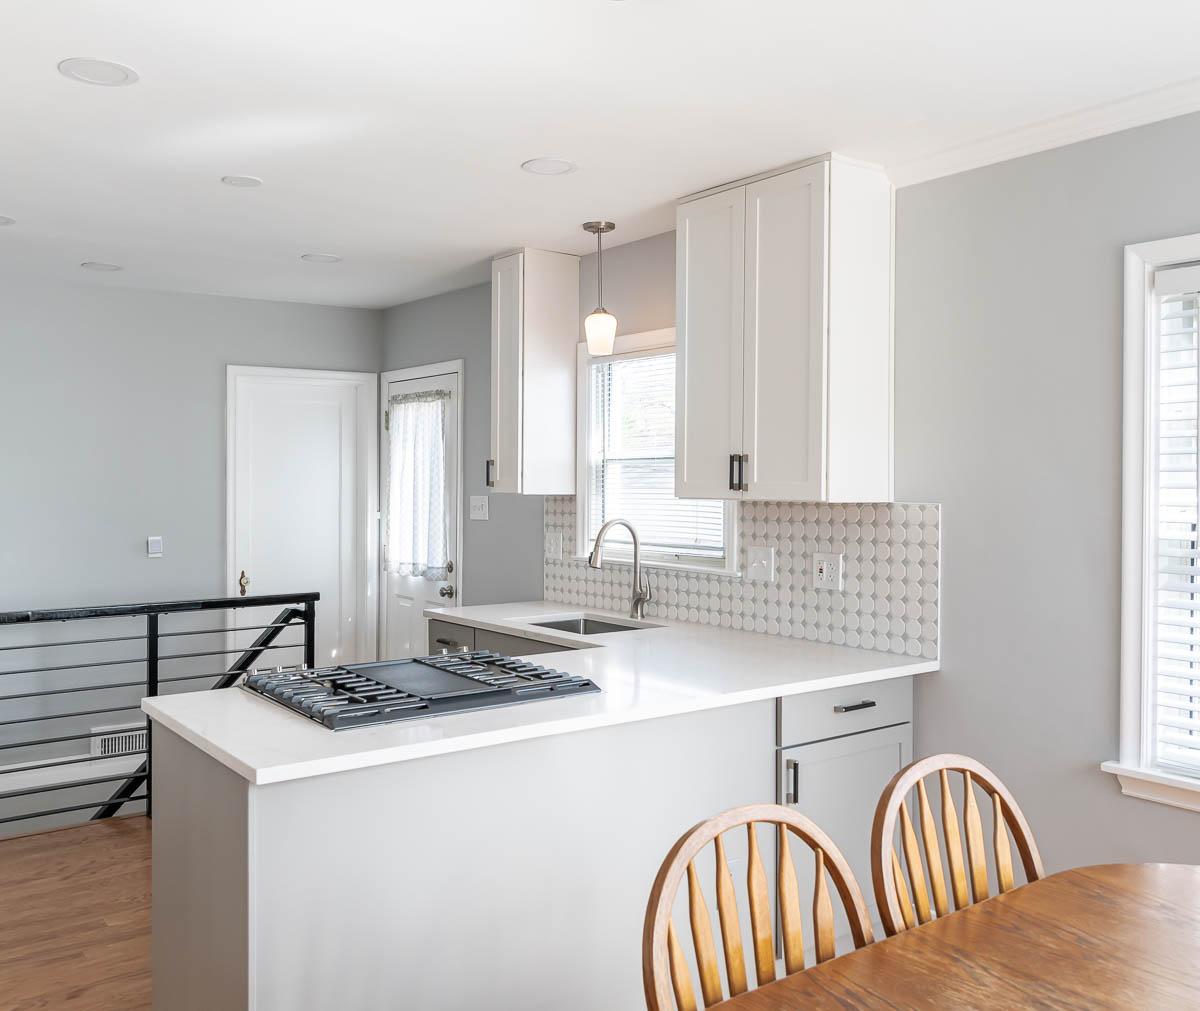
[531,615,650,636]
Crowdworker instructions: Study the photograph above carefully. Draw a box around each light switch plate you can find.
[147,536,163,558]
[812,552,844,591]
[469,496,489,521]
[544,531,563,560]
[746,545,775,582]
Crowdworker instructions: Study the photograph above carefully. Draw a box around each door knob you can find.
[238,570,250,597]
[439,585,456,599]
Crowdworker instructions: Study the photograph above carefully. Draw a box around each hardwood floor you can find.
[0,817,150,1011]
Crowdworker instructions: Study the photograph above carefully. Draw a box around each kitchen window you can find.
[577,331,736,571]
[1108,233,1200,812]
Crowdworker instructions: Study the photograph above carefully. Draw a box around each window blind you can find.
[1155,279,1200,772]
[586,352,726,560]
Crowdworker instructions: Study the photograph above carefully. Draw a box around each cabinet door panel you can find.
[427,620,475,655]
[744,163,828,501]
[490,253,522,493]
[675,188,745,499]
[473,628,572,657]
[778,722,910,954]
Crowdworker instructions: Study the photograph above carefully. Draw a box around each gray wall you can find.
[579,230,676,338]
[382,284,544,605]
[0,281,380,611]
[895,111,1200,869]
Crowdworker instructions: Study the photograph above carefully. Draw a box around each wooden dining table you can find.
[723,864,1200,1009]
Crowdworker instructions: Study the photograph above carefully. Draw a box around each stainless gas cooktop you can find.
[241,651,600,730]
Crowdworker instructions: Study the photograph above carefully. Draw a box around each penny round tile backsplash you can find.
[543,497,940,660]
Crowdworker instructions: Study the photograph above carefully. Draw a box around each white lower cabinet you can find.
[776,695,912,953]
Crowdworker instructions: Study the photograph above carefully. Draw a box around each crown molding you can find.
[891,74,1200,188]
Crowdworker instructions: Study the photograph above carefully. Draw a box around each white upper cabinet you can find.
[489,248,579,495]
[675,187,745,499]
[675,154,893,503]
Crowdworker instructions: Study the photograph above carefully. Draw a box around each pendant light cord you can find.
[596,230,604,308]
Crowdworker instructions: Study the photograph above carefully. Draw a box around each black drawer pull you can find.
[834,699,876,714]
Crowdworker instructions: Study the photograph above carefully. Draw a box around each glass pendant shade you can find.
[585,309,617,356]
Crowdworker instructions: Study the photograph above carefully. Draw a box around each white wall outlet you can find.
[812,552,844,591]
[146,536,163,558]
[469,495,489,521]
[746,545,775,582]
[544,531,563,560]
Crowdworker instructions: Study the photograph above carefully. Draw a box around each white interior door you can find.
[381,364,462,659]
[227,366,378,669]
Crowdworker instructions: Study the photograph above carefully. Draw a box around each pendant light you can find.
[582,220,617,355]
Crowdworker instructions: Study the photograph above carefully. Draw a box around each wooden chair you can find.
[642,804,874,1010]
[871,754,1044,937]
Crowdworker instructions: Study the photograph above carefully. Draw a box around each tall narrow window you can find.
[1154,269,1200,772]
[583,349,732,567]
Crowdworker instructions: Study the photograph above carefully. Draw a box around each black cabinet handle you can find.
[739,453,749,492]
[833,699,877,714]
[485,459,495,487]
[785,758,799,804]
[729,454,738,491]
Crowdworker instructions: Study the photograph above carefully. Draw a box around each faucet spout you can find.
[587,518,652,619]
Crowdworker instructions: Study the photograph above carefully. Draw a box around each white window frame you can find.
[1104,231,1200,813]
[575,327,738,574]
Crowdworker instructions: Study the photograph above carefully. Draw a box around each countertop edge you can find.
[143,659,937,786]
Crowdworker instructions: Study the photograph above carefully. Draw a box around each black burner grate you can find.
[242,651,600,729]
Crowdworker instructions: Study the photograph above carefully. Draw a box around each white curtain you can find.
[385,389,451,579]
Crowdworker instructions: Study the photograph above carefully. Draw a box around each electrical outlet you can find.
[544,531,563,560]
[469,496,489,521]
[812,552,844,591]
[746,545,775,582]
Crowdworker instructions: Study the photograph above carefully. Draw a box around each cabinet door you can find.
[427,620,475,655]
[778,722,910,954]
[473,628,571,657]
[490,253,523,493]
[675,187,745,499]
[743,163,828,501]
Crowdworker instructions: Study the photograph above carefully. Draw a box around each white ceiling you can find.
[5,0,1200,309]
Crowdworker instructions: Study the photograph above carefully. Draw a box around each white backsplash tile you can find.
[543,497,940,660]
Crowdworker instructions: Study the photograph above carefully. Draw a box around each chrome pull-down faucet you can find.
[587,519,652,619]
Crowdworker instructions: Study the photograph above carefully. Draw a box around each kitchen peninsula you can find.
[143,603,937,1011]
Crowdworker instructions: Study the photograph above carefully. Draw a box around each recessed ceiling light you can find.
[58,58,139,87]
[221,175,263,188]
[300,253,343,264]
[0,216,14,226]
[520,157,577,176]
[80,261,123,272]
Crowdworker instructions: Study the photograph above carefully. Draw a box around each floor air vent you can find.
[90,725,148,758]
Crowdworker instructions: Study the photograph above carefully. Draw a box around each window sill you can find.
[1101,761,1200,813]
[566,555,740,578]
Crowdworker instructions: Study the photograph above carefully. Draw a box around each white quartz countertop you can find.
[142,601,938,785]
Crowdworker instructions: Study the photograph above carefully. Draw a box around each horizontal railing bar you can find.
[157,641,302,662]
[157,622,296,638]
[0,795,147,825]
[0,656,145,677]
[0,679,146,703]
[158,670,238,684]
[0,751,147,778]
[0,633,146,652]
[0,725,145,752]
[0,773,142,801]
[0,703,141,729]
[0,592,319,626]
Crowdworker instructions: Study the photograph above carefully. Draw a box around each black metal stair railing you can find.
[0,592,318,831]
